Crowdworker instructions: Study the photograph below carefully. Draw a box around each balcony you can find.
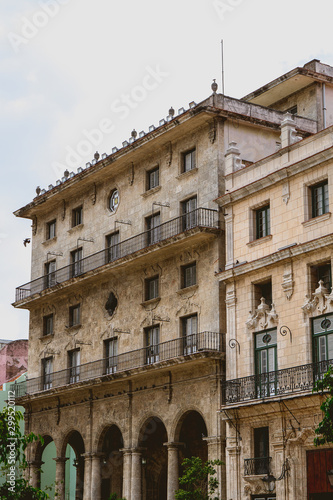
[15,208,219,303]
[222,359,333,405]
[11,331,224,397]
[244,457,271,476]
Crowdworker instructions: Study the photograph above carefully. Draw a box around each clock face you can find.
[109,190,119,212]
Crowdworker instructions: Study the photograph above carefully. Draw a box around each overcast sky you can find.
[1,0,333,341]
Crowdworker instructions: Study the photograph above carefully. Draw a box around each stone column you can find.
[226,437,241,500]
[204,437,224,499]
[28,460,43,489]
[131,449,142,500]
[164,442,181,500]
[82,453,92,500]
[53,457,68,500]
[224,209,234,270]
[121,449,132,500]
[90,453,104,500]
[225,282,237,380]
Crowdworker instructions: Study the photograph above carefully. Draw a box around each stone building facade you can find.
[12,59,333,499]
[217,60,333,500]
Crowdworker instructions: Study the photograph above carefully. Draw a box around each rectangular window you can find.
[182,314,198,354]
[42,357,53,390]
[256,205,270,239]
[68,349,80,383]
[45,260,56,288]
[181,262,196,289]
[104,337,118,374]
[46,220,56,240]
[255,329,277,397]
[253,280,272,309]
[147,166,159,190]
[182,149,196,173]
[71,248,83,277]
[145,325,160,364]
[312,314,333,377]
[311,181,329,218]
[181,196,197,231]
[106,231,120,262]
[146,212,161,245]
[72,206,83,227]
[69,304,80,327]
[43,314,54,336]
[145,276,159,301]
[253,427,270,474]
[310,262,332,293]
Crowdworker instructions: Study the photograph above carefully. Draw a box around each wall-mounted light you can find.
[328,469,333,486]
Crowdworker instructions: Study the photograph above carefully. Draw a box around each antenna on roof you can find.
[221,39,225,95]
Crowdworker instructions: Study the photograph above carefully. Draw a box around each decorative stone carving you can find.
[61,200,66,220]
[246,298,279,330]
[302,280,333,316]
[105,292,118,317]
[128,162,134,185]
[32,216,37,236]
[244,477,267,498]
[91,183,97,205]
[208,119,217,144]
[282,263,294,299]
[282,180,290,205]
[165,143,172,167]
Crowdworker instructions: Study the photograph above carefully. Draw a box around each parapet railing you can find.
[15,208,219,302]
[222,358,333,404]
[11,331,225,397]
[244,457,271,476]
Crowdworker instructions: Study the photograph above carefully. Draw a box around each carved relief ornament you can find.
[302,280,333,316]
[246,298,279,331]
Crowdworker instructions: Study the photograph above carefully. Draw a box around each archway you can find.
[139,416,168,500]
[99,425,124,500]
[178,410,208,462]
[63,430,85,500]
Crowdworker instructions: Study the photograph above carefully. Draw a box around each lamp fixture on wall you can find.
[262,458,290,492]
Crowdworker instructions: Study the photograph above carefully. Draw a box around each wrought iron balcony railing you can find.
[15,208,219,302]
[222,359,333,404]
[10,331,224,397]
[244,457,271,476]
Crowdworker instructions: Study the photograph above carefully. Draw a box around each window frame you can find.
[147,166,160,191]
[182,313,198,354]
[44,260,56,288]
[68,349,80,383]
[104,337,118,374]
[106,231,120,262]
[46,219,56,240]
[146,212,161,245]
[71,247,83,277]
[72,206,83,227]
[69,304,81,327]
[42,357,53,390]
[312,314,333,370]
[145,275,159,301]
[182,148,196,173]
[255,204,270,240]
[311,180,329,218]
[181,196,197,231]
[181,262,197,289]
[43,313,54,336]
[254,329,277,398]
[145,325,160,364]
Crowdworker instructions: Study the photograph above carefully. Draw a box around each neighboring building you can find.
[12,59,333,500]
[217,63,333,500]
[0,339,28,385]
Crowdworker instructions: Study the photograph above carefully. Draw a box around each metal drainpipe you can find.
[322,82,327,129]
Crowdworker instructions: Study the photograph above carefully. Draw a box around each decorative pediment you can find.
[246,298,279,330]
[302,280,333,316]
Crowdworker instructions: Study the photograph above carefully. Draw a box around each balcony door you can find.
[182,197,197,231]
[45,260,56,288]
[182,314,198,354]
[255,329,277,397]
[145,326,160,364]
[146,213,161,245]
[69,349,80,383]
[71,248,83,277]
[313,314,333,376]
[106,231,120,262]
[105,337,118,374]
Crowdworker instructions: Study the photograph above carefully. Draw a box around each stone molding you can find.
[246,298,278,330]
[302,280,333,316]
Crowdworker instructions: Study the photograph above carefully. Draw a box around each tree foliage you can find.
[0,406,48,499]
[313,365,333,446]
[175,456,223,500]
